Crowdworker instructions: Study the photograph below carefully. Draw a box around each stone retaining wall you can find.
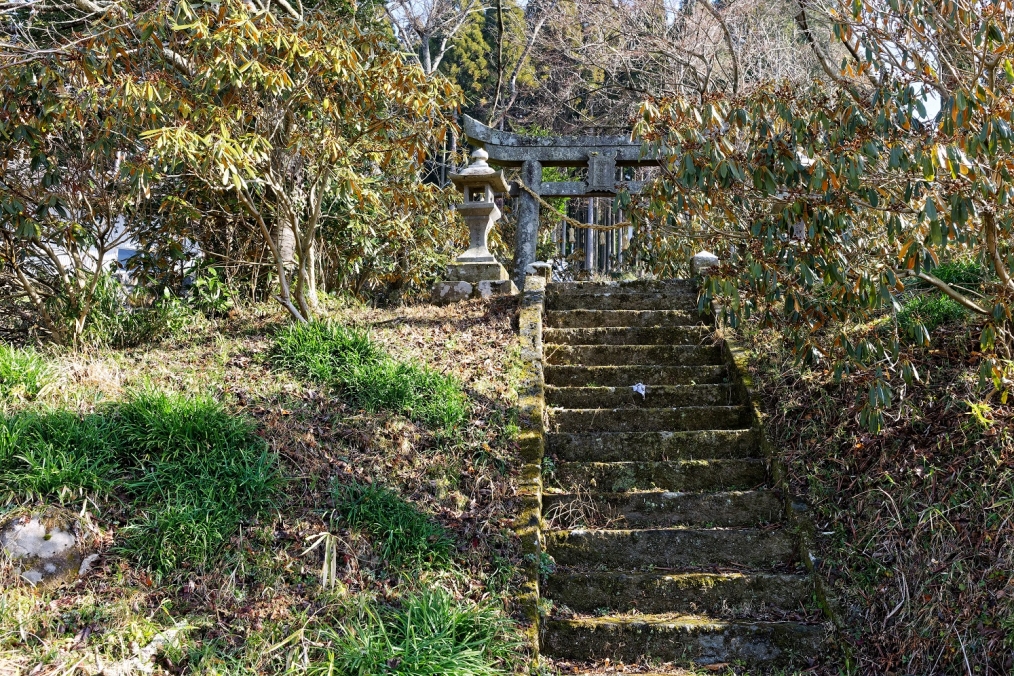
[515,273,546,663]
[720,330,843,632]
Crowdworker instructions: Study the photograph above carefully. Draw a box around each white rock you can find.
[1,517,76,559]
[1,513,96,585]
[691,250,720,276]
[79,553,101,576]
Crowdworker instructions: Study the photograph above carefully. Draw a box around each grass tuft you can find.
[0,344,51,400]
[929,259,987,287]
[898,293,969,340]
[78,273,197,349]
[0,409,116,502]
[275,321,467,429]
[0,390,280,579]
[311,587,518,676]
[273,320,382,381]
[332,479,452,570]
[112,390,281,578]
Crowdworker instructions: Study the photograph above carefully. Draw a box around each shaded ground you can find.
[0,297,527,674]
[742,322,1014,675]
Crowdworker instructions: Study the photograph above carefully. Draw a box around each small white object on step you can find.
[631,382,646,399]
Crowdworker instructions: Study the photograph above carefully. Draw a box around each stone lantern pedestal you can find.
[433,149,519,304]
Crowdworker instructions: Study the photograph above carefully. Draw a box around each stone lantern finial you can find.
[468,147,489,167]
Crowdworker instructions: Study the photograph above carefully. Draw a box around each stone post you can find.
[691,250,720,276]
[514,159,542,289]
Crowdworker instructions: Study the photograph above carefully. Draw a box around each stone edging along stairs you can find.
[514,276,834,672]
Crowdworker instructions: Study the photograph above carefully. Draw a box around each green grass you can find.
[275,321,467,429]
[898,293,969,341]
[0,391,281,579]
[0,344,51,400]
[0,409,116,502]
[78,273,196,349]
[113,391,282,577]
[929,259,987,287]
[332,479,452,570]
[311,587,518,676]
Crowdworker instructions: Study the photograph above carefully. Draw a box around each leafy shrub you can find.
[332,479,452,570]
[79,273,195,348]
[275,321,467,429]
[0,410,117,501]
[0,344,51,399]
[188,266,236,317]
[898,294,969,342]
[311,587,518,676]
[0,390,280,578]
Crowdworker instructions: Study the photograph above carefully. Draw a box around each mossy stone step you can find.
[546,384,736,409]
[544,365,728,388]
[552,460,766,493]
[541,614,824,667]
[546,292,699,312]
[543,571,812,615]
[548,406,751,433]
[545,309,709,329]
[545,527,797,569]
[547,429,759,462]
[548,280,696,295]
[543,489,783,528]
[546,344,723,367]
[544,326,712,346]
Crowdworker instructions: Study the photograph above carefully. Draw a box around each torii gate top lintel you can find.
[462,115,656,168]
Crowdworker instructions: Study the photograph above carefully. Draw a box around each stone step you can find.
[543,326,713,346]
[545,527,797,569]
[541,614,824,667]
[546,344,723,367]
[543,571,812,616]
[552,460,766,493]
[548,280,696,295]
[547,429,759,462]
[547,406,751,433]
[546,384,737,409]
[546,292,700,312]
[544,365,728,388]
[543,490,784,528]
[545,309,709,329]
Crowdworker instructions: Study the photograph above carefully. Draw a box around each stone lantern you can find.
[433,148,518,303]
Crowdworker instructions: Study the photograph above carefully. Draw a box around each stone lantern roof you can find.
[449,148,509,194]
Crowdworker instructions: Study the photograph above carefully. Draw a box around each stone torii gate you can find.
[462,115,659,287]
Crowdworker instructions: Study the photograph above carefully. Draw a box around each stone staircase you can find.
[538,279,824,671]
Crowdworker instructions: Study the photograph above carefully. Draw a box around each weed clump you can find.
[77,273,197,349]
[332,479,452,570]
[0,409,116,501]
[275,321,467,429]
[0,344,51,400]
[929,259,987,288]
[0,391,280,579]
[312,587,518,676]
[898,294,969,341]
[113,391,281,577]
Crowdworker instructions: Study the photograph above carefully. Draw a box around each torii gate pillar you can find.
[514,159,542,289]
